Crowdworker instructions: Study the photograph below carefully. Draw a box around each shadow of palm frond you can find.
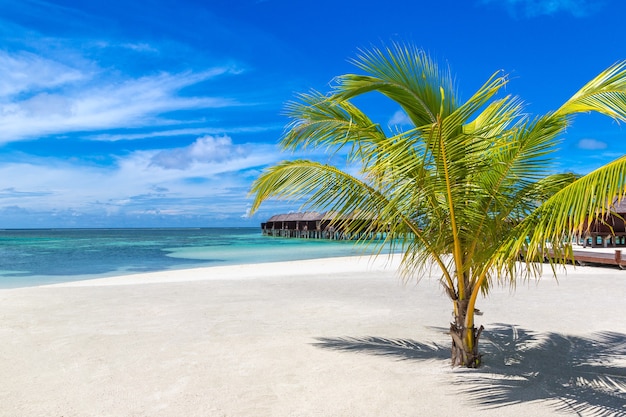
[313,335,450,361]
[463,324,626,417]
[314,325,626,417]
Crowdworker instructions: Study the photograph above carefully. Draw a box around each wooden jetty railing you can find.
[261,226,390,240]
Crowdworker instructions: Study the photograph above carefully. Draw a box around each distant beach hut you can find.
[261,212,325,238]
[261,211,388,240]
[577,197,626,247]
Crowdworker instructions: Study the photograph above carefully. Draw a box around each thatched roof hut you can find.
[261,211,386,239]
[265,212,325,223]
[261,212,325,235]
[579,197,626,247]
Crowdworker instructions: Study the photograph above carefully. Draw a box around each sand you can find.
[0,254,625,417]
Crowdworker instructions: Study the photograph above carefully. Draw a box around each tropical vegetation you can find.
[249,43,626,367]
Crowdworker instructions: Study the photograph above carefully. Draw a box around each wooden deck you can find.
[571,249,626,269]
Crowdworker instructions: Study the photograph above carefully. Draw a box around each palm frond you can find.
[557,60,626,122]
[281,90,385,156]
[333,43,457,126]
[495,155,626,270]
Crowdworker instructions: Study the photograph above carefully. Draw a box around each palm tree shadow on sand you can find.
[313,325,626,416]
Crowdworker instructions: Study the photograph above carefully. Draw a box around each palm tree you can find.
[249,43,626,368]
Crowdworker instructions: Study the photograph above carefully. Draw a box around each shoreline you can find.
[2,234,624,291]
[39,253,404,288]
[1,255,624,416]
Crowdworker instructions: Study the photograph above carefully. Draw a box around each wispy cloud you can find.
[87,126,280,142]
[0,50,85,97]
[0,8,290,226]
[577,138,608,150]
[0,187,52,198]
[120,43,159,53]
[388,110,412,126]
[0,63,242,143]
[479,0,604,18]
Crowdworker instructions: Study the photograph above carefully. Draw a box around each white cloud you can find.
[480,0,602,18]
[0,50,85,97]
[150,135,246,169]
[0,72,238,142]
[120,42,159,53]
[0,138,281,220]
[0,48,243,143]
[388,110,411,126]
[0,132,362,226]
[577,138,607,150]
[0,33,280,226]
[87,125,279,142]
[117,140,279,187]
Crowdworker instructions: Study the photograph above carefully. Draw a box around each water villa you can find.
[260,211,389,240]
[576,198,626,248]
[262,200,626,245]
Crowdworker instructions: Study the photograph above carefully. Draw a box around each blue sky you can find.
[0,0,625,228]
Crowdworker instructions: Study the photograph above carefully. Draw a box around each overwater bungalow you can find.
[261,211,389,240]
[576,198,626,247]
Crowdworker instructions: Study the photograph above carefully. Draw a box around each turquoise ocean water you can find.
[0,228,388,289]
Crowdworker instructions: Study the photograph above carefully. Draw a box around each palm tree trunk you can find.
[449,299,484,367]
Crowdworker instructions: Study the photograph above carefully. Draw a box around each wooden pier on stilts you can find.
[260,211,390,240]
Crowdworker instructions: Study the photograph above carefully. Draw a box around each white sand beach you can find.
[1,254,625,416]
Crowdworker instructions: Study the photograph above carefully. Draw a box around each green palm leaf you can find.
[557,61,626,120]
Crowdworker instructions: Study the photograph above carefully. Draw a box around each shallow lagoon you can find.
[0,228,390,288]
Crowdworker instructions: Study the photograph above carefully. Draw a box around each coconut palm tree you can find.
[249,43,626,368]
